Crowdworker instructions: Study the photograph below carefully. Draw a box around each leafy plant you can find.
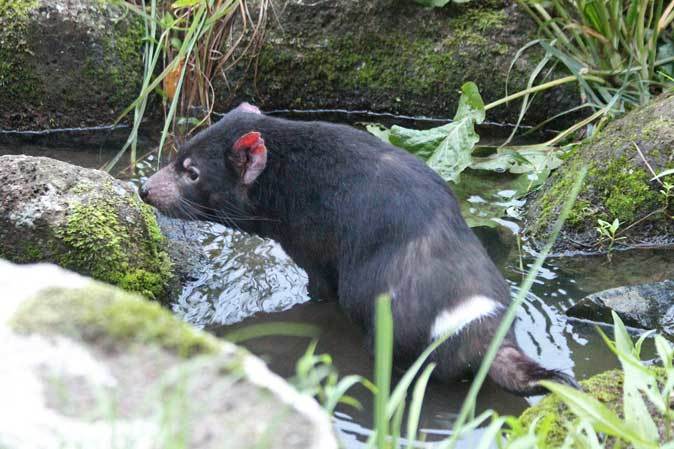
[106,0,267,170]
[542,312,674,449]
[367,82,486,184]
[596,218,625,258]
[367,81,584,229]
[515,0,674,113]
[291,340,366,414]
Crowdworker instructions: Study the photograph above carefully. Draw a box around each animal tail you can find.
[488,343,580,396]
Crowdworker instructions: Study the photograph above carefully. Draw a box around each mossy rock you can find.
[0,260,337,449]
[0,0,145,130]
[518,370,624,447]
[0,154,174,300]
[524,92,674,254]
[223,0,580,126]
[519,368,670,447]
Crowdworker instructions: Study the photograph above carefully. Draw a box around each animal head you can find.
[139,102,267,222]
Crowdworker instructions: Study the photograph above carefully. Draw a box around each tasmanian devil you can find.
[140,102,577,395]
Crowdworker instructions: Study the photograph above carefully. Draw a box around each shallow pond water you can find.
[3,130,674,448]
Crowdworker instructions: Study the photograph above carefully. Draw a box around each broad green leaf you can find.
[539,381,658,448]
[365,124,392,144]
[386,82,485,183]
[426,117,478,182]
[454,81,485,123]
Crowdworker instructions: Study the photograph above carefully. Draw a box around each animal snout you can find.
[139,182,150,202]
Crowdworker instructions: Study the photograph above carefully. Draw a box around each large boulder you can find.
[0,155,174,300]
[566,281,674,339]
[0,0,144,131]
[0,260,337,449]
[525,92,674,254]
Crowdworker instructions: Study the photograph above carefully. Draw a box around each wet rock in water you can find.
[0,155,174,300]
[566,280,674,337]
[524,92,674,254]
[155,214,209,284]
[0,260,336,449]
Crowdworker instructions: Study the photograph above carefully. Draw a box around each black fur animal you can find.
[140,103,577,395]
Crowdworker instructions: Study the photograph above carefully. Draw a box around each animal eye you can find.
[186,166,200,182]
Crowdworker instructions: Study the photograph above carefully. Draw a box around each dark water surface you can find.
[3,129,674,448]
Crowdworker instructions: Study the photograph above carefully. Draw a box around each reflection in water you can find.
[171,222,309,325]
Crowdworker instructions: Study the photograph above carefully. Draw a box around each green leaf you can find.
[172,0,202,8]
[405,363,436,449]
[652,168,674,181]
[365,124,392,144]
[611,312,661,442]
[387,82,485,183]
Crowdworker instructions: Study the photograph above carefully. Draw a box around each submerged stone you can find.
[0,260,337,449]
[566,280,674,338]
[0,155,174,300]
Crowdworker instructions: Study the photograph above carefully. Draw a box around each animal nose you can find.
[139,183,150,201]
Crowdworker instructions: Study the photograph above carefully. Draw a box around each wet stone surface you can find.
[566,280,674,337]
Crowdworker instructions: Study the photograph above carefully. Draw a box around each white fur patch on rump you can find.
[430,295,502,340]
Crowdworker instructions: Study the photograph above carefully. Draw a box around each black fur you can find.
[141,106,577,396]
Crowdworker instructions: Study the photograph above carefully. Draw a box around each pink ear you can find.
[233,131,267,185]
[235,102,262,115]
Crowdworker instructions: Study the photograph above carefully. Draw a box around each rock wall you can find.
[0,0,145,130]
[1,0,580,132]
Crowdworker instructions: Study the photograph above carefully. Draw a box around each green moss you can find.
[54,181,173,300]
[79,7,144,109]
[251,6,530,115]
[589,157,660,222]
[519,368,668,447]
[0,0,41,103]
[518,370,624,447]
[11,283,220,357]
[528,158,589,236]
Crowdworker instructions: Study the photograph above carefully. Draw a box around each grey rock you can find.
[525,92,674,255]
[0,155,174,300]
[0,260,337,449]
[566,280,674,337]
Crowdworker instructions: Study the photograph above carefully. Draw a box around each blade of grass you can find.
[374,294,394,449]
